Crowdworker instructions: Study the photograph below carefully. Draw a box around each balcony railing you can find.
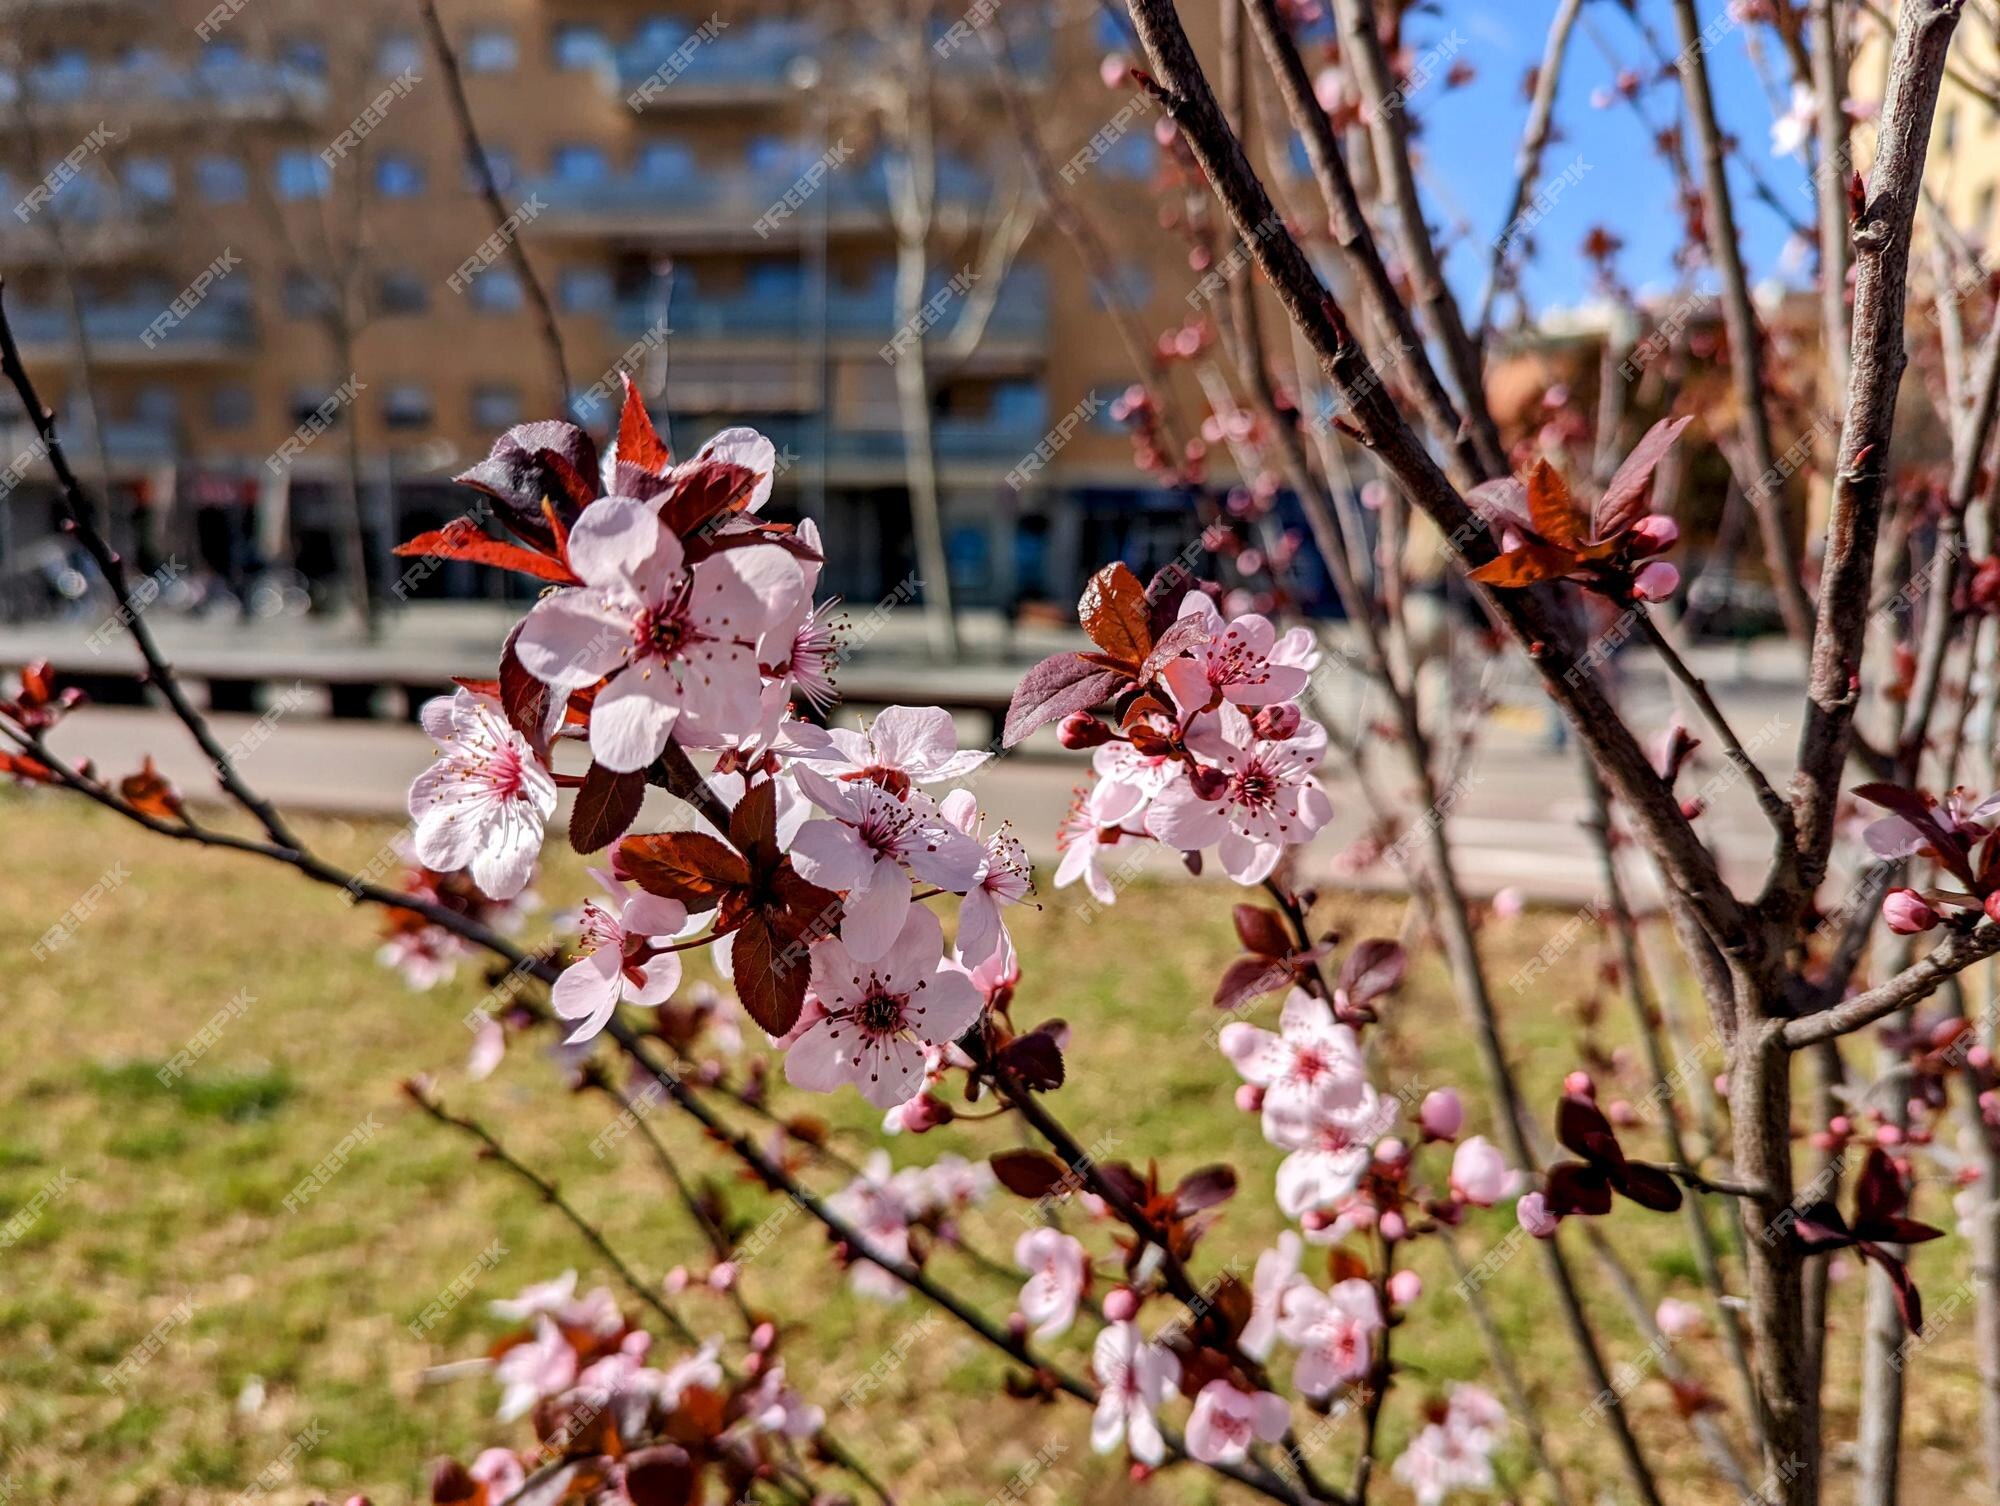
[671,413,1050,471]
[616,19,1050,109]
[613,267,1047,346]
[0,58,326,124]
[12,298,256,360]
[527,156,993,241]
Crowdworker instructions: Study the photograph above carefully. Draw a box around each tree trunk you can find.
[327,315,377,638]
[889,186,959,660]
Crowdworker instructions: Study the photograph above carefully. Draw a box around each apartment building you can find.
[0,0,1236,619]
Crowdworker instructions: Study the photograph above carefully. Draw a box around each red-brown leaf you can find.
[1594,414,1693,539]
[1467,540,1579,588]
[1525,458,1583,548]
[732,912,809,1036]
[1232,903,1293,959]
[617,831,750,911]
[1078,562,1153,666]
[393,518,578,584]
[569,763,647,854]
[1213,955,1292,1010]
[120,756,182,819]
[615,372,672,477]
[1003,653,1124,747]
[989,1148,1072,1199]
[499,625,552,750]
[660,460,760,539]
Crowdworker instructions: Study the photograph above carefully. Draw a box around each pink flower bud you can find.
[1235,1083,1265,1113]
[1633,560,1681,602]
[752,1321,777,1350]
[1876,1123,1904,1147]
[1387,1270,1423,1306]
[1828,1115,1851,1137]
[1490,886,1526,920]
[1883,887,1940,935]
[1971,1045,1993,1071]
[1564,1071,1595,1098]
[901,1093,955,1133]
[1059,713,1113,750]
[1451,1135,1511,1207]
[1628,515,1680,555]
[1420,1088,1464,1141]
[1103,1286,1139,1322]
[1985,891,2000,927]
[1252,703,1303,740]
[1379,1210,1408,1242]
[1713,1073,1730,1098]
[1608,1099,1637,1127]
[1100,52,1130,89]
[1375,1136,1409,1167]
[708,1261,738,1291]
[1516,1190,1560,1238]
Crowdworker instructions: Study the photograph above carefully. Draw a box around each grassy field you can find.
[0,792,1986,1505]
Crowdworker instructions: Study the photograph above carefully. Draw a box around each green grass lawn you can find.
[0,792,1985,1504]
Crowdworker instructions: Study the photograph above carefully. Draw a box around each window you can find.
[283,271,328,317]
[552,23,612,71]
[463,147,516,193]
[377,30,422,75]
[1098,132,1154,180]
[375,270,429,316]
[636,141,694,183]
[280,35,326,76]
[569,385,611,426]
[471,383,522,429]
[469,267,523,312]
[133,385,179,423]
[210,384,253,430]
[374,154,426,198]
[275,150,329,201]
[1091,263,1152,310]
[551,144,609,184]
[559,266,614,313]
[37,49,89,97]
[465,27,518,73]
[634,17,686,53]
[383,384,433,429]
[197,40,246,74]
[289,386,345,426]
[195,154,247,204]
[121,158,174,205]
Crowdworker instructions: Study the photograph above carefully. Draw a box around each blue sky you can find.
[1414,0,1814,315]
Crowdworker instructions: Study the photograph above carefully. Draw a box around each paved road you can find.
[23,619,1804,906]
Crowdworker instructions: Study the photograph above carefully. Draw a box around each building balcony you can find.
[611,267,1047,354]
[616,20,1050,111]
[0,416,176,471]
[526,157,993,247]
[12,298,257,364]
[671,411,1050,481]
[0,57,326,127]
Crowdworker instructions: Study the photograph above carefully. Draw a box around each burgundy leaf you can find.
[499,624,552,751]
[1232,904,1294,960]
[1555,1094,1625,1166]
[1213,955,1292,1011]
[569,762,647,854]
[1173,1164,1238,1214]
[1078,562,1153,666]
[1613,1160,1684,1213]
[617,831,750,911]
[1594,414,1693,539]
[732,912,808,1036]
[1542,1161,1613,1217]
[1337,938,1407,1006]
[994,1030,1065,1091]
[1003,654,1124,747]
[1138,612,1214,681]
[613,372,673,476]
[454,420,598,550]
[623,1447,700,1506]
[989,1148,1072,1199]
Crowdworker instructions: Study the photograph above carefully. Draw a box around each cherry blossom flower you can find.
[1243,1231,1308,1361]
[1160,595,1312,717]
[1054,785,1146,904]
[1090,1321,1182,1466]
[826,1151,913,1301]
[495,1315,577,1420]
[1147,705,1333,884]
[1185,1378,1290,1464]
[514,497,799,771]
[1267,1084,1395,1218]
[1770,82,1816,157]
[1516,1189,1560,1238]
[658,1341,725,1408]
[790,767,984,959]
[408,689,556,901]
[1392,1415,1497,1506]
[786,704,991,789]
[1656,1297,1706,1338]
[490,1271,580,1324]
[939,789,1032,966]
[785,905,985,1108]
[1278,1278,1381,1397]
[470,1449,525,1503]
[1089,727,1179,824]
[1220,989,1369,1135]
[1449,1135,1513,1207]
[740,1363,825,1440]
[1014,1227,1088,1338]
[379,926,471,991]
[551,871,691,1044]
